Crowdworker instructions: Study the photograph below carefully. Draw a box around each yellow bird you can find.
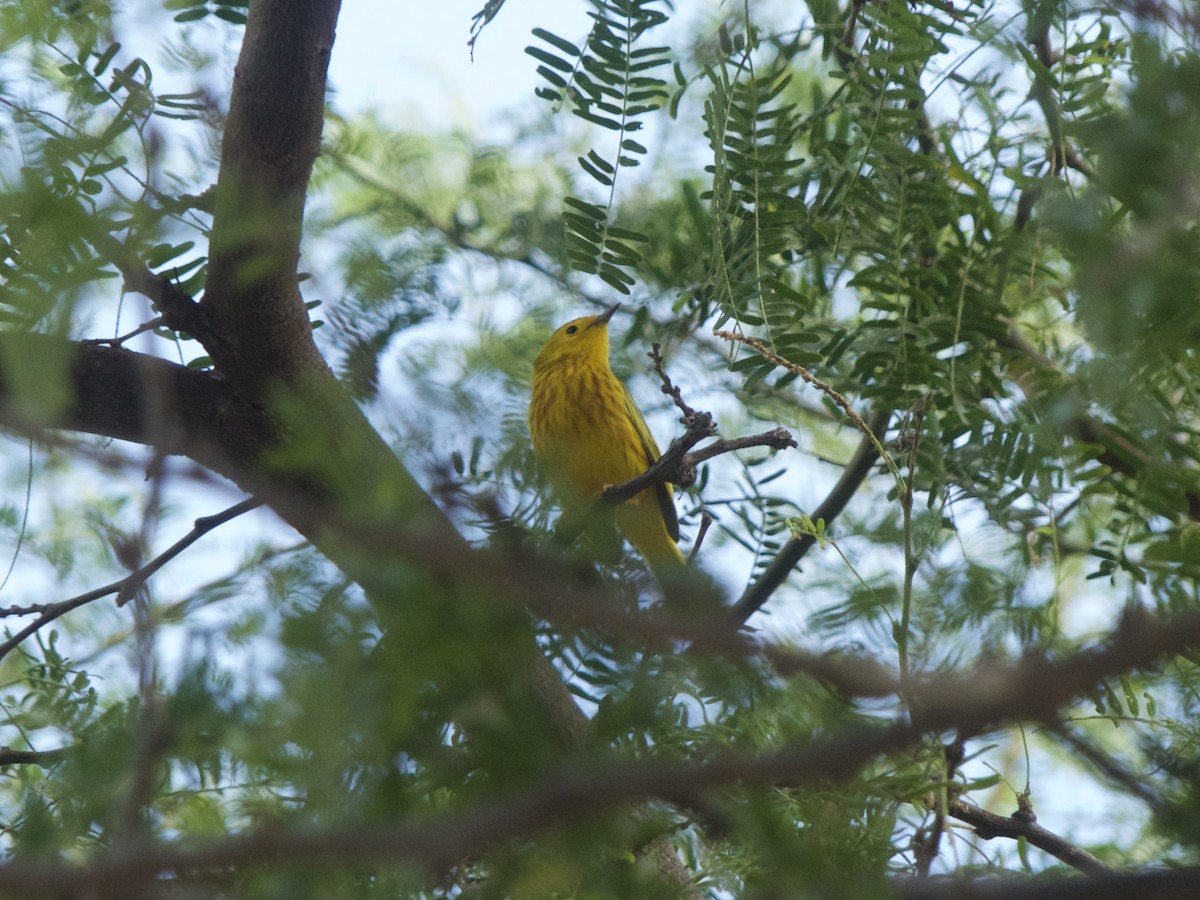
[528,304,686,582]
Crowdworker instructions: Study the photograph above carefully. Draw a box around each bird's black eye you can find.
[566,325,578,335]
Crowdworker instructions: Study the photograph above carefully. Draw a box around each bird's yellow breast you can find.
[529,356,649,505]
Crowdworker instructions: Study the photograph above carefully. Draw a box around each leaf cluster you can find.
[3,0,1200,896]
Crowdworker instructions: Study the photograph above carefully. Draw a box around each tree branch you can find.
[592,420,797,511]
[1047,725,1166,811]
[0,598,1196,895]
[0,333,273,475]
[552,419,795,553]
[552,346,797,553]
[948,797,1112,875]
[893,866,1200,899]
[201,0,341,391]
[729,408,891,624]
[999,322,1200,520]
[0,746,69,768]
[86,228,219,349]
[0,498,262,664]
[0,16,604,829]
[115,498,263,606]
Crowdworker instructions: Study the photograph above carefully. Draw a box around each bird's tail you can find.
[619,509,695,604]
[644,537,687,583]
[643,537,726,618]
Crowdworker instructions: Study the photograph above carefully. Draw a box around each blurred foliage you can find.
[0,0,1199,896]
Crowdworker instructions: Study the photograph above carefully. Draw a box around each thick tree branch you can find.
[0,342,631,886]
[2,11,603,814]
[948,798,1112,875]
[0,598,1195,895]
[0,340,591,773]
[0,336,605,796]
[0,333,273,474]
[92,5,674,881]
[892,866,1200,899]
[201,0,340,391]
[0,746,69,767]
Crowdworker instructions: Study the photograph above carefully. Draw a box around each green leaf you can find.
[213,7,248,24]
[576,156,613,186]
[530,27,580,57]
[92,42,121,76]
[146,241,196,267]
[525,46,575,73]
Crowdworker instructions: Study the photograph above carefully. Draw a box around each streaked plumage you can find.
[529,304,685,579]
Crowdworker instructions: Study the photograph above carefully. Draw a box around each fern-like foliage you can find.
[526,0,671,292]
[700,36,807,348]
[0,3,215,339]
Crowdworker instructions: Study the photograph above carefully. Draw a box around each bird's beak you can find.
[592,303,621,327]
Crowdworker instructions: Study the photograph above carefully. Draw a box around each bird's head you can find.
[533,303,620,371]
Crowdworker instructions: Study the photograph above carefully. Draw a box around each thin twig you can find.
[913,731,959,878]
[87,228,218,348]
[714,330,902,488]
[686,429,797,467]
[113,455,171,849]
[897,394,931,691]
[649,343,697,418]
[554,419,794,549]
[0,440,33,596]
[1000,321,1200,520]
[116,497,263,607]
[1048,725,1165,811]
[0,603,53,618]
[81,317,165,348]
[0,498,262,664]
[1012,18,1094,231]
[835,0,866,71]
[688,512,714,564]
[728,408,891,624]
[553,346,796,550]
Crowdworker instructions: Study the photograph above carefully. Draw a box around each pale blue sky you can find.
[328,0,591,130]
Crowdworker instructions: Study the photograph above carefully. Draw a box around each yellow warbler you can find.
[528,304,686,580]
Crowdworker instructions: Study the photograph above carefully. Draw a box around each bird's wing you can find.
[622,385,680,542]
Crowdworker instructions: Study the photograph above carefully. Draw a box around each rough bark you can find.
[0,334,271,478]
[201,0,341,393]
